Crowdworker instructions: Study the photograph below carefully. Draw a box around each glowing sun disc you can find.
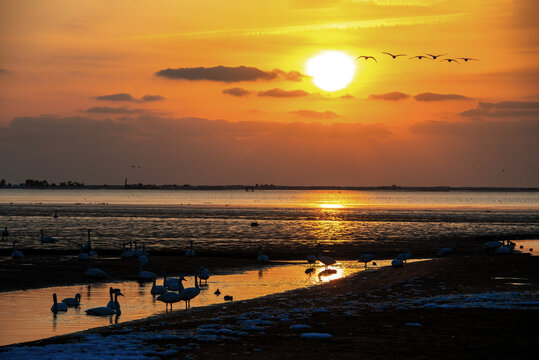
[306,51,356,92]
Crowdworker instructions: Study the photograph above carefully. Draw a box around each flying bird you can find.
[410,55,431,60]
[382,52,406,59]
[440,58,460,63]
[356,56,377,62]
[458,57,478,62]
[425,53,447,60]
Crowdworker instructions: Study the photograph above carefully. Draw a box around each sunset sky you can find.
[1,0,538,186]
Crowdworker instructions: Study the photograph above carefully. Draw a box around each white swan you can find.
[2,226,8,241]
[257,249,269,263]
[185,240,195,257]
[106,287,121,310]
[197,267,210,285]
[77,244,89,261]
[62,293,81,307]
[137,261,156,281]
[51,293,68,313]
[40,230,57,244]
[358,253,375,267]
[157,277,186,310]
[84,262,107,278]
[86,289,123,316]
[179,275,201,309]
[485,240,503,251]
[82,229,97,256]
[11,241,23,258]
[120,242,134,259]
[150,278,167,295]
[165,275,185,291]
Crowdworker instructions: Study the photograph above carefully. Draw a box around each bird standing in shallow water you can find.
[179,275,201,309]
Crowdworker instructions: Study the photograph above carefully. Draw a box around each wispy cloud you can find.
[84,106,149,114]
[414,92,473,102]
[290,110,341,119]
[222,87,253,97]
[368,92,410,101]
[459,101,539,118]
[156,66,305,83]
[141,94,165,102]
[257,88,310,98]
[95,93,166,102]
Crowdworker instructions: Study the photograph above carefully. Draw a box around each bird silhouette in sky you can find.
[382,52,407,59]
[458,57,478,62]
[425,53,447,60]
[356,55,377,62]
[440,58,460,63]
[410,55,431,60]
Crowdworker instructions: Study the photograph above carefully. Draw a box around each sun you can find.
[306,51,356,92]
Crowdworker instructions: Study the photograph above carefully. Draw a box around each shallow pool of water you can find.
[0,260,389,346]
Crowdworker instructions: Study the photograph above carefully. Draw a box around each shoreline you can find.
[1,254,537,359]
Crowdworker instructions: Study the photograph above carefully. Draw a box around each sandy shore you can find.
[1,254,537,359]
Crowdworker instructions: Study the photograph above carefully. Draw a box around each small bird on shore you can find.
[382,52,406,59]
[51,293,68,313]
[62,293,81,307]
[425,53,447,60]
[305,267,315,275]
[224,295,234,301]
[214,289,221,295]
[356,55,377,62]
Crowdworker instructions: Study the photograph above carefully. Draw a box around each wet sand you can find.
[1,254,537,359]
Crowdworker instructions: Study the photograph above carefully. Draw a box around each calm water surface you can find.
[0,260,371,346]
[0,189,538,254]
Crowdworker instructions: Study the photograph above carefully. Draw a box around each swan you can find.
[316,244,335,269]
[484,240,503,251]
[40,230,57,244]
[137,261,156,281]
[436,245,454,257]
[156,278,186,310]
[493,245,512,255]
[62,293,81,307]
[2,226,8,241]
[356,55,377,62]
[84,262,107,278]
[51,293,68,313]
[257,249,269,263]
[382,52,406,59]
[120,242,134,259]
[86,290,123,316]
[358,253,375,267]
[425,53,447,60]
[179,275,201,309]
[150,278,167,295]
[77,244,89,261]
[165,275,185,291]
[391,258,403,267]
[11,241,23,258]
[185,240,195,257]
[134,241,147,257]
[396,247,412,263]
[53,210,58,218]
[82,229,97,256]
[106,287,121,310]
[306,253,317,266]
[197,267,210,285]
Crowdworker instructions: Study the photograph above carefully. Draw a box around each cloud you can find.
[156,65,276,82]
[84,106,148,114]
[0,68,10,75]
[95,93,165,102]
[290,110,341,119]
[368,92,410,101]
[340,94,355,99]
[414,92,473,102]
[141,94,165,102]
[459,101,539,118]
[222,87,252,97]
[96,93,137,102]
[257,88,310,98]
[155,65,306,83]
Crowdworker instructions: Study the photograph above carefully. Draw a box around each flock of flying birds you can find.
[357,52,478,64]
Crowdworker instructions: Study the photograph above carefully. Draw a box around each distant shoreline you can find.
[1,185,538,191]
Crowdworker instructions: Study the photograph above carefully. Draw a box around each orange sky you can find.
[0,0,538,186]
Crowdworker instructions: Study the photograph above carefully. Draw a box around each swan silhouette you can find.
[458,57,478,62]
[185,240,196,257]
[62,293,81,307]
[40,230,57,244]
[358,253,375,267]
[77,244,89,261]
[440,58,460,63]
[151,278,167,295]
[51,293,68,313]
[107,287,121,310]
[157,277,186,310]
[382,52,406,59]
[2,226,8,241]
[84,262,107,278]
[11,241,23,258]
[356,55,377,62]
[257,249,269,262]
[82,230,97,257]
[316,244,336,269]
[179,275,201,309]
[86,289,123,316]
[120,242,134,259]
[410,55,431,60]
[197,267,210,285]
[137,258,156,281]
